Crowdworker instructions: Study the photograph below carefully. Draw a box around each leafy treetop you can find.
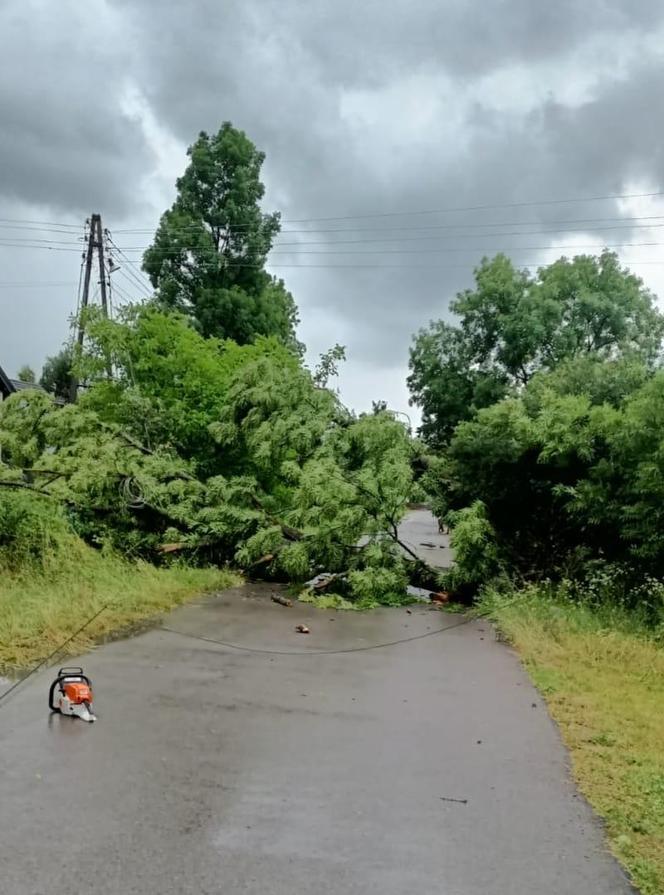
[143,123,301,351]
[409,251,664,446]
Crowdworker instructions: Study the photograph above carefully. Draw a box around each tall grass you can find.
[0,490,239,671]
[0,543,238,671]
[480,585,664,895]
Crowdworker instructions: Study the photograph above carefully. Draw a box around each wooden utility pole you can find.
[96,215,109,319]
[75,219,96,352]
[69,214,111,402]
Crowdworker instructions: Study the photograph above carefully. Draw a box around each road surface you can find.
[398,505,453,569]
[0,589,634,892]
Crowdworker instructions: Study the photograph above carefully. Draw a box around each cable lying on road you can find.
[0,605,108,708]
[160,614,475,656]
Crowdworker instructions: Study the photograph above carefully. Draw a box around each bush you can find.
[0,490,75,569]
[444,500,502,595]
[347,565,409,607]
[430,358,664,604]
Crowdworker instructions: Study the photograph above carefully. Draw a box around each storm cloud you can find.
[2,0,664,416]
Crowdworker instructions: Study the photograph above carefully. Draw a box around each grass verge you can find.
[480,586,664,895]
[0,537,240,673]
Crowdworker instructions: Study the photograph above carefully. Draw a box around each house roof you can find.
[0,363,14,398]
[0,365,47,399]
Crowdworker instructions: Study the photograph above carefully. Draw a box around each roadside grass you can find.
[0,535,239,673]
[480,586,664,895]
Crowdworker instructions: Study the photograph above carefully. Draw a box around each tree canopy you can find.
[143,123,301,351]
[0,306,420,605]
[16,364,35,384]
[422,353,664,605]
[409,251,664,446]
[39,348,73,401]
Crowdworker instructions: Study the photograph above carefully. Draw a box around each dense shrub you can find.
[0,490,75,569]
[428,357,664,601]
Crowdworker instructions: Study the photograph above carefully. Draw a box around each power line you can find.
[111,255,152,296]
[278,189,664,224]
[79,235,664,259]
[0,224,87,237]
[106,234,153,294]
[115,267,147,296]
[2,188,664,239]
[161,614,475,657]
[114,188,664,230]
[110,215,664,241]
[0,236,82,247]
[0,281,77,287]
[92,258,664,270]
[269,241,664,256]
[272,222,664,245]
[0,217,81,229]
[2,223,661,252]
[109,221,664,254]
[114,212,664,238]
[5,237,664,270]
[0,242,82,252]
[0,606,108,708]
[108,278,139,305]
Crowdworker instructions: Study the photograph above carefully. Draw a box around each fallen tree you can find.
[0,306,434,604]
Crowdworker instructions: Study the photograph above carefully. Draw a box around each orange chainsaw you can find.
[48,667,96,722]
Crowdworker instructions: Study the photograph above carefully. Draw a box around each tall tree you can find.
[143,123,301,350]
[16,364,35,384]
[409,251,664,445]
[40,348,72,401]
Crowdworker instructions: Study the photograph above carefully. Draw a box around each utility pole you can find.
[69,214,112,402]
[96,216,109,320]
[75,219,95,353]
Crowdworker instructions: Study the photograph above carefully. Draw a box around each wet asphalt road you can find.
[398,505,453,570]
[0,584,633,894]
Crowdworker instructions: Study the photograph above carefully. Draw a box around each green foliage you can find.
[445,500,502,589]
[79,303,296,472]
[143,123,301,351]
[40,347,73,401]
[0,306,418,606]
[298,591,357,610]
[347,565,409,607]
[228,408,417,599]
[16,364,35,384]
[429,352,664,599]
[0,490,73,569]
[313,344,346,387]
[0,388,55,468]
[408,320,507,446]
[210,352,341,488]
[409,252,664,445]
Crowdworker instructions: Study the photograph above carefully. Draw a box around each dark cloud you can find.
[0,1,152,216]
[2,0,664,414]
[117,0,664,93]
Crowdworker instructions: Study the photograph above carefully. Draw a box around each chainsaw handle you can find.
[57,668,91,685]
[49,668,92,712]
[48,679,60,712]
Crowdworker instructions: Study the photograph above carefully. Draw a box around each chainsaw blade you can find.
[71,702,97,723]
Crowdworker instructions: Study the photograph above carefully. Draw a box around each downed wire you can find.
[0,605,108,707]
[160,613,475,656]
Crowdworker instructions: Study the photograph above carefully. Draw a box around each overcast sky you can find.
[2,1,664,422]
